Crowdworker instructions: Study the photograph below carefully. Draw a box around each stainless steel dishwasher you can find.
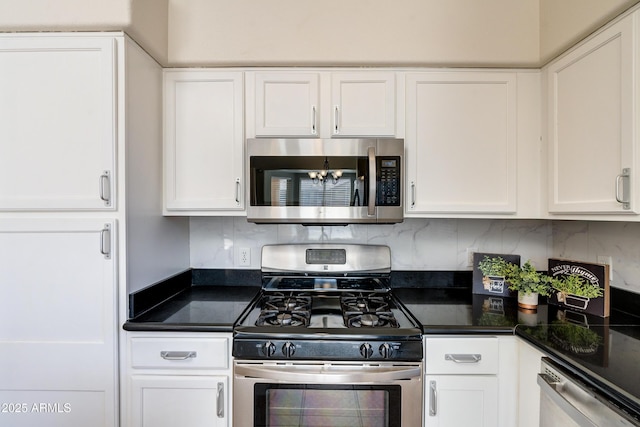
[538,357,640,426]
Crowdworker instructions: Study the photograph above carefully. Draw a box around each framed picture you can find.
[472,252,521,297]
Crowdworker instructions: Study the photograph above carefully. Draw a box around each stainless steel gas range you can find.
[233,244,423,427]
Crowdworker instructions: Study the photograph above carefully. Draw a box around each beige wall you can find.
[167,0,540,67]
[540,0,640,64]
[1,0,639,67]
[0,0,169,64]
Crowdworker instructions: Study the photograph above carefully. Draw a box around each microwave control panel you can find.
[377,157,401,206]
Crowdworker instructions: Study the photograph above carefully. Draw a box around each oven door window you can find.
[250,156,368,207]
[254,384,400,427]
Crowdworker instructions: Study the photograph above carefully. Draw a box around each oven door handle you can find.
[235,364,422,383]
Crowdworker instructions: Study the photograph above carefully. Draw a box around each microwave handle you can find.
[368,146,376,216]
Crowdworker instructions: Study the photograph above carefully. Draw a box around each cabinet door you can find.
[425,375,498,427]
[517,339,546,427]
[547,15,636,214]
[130,375,229,427]
[331,72,396,137]
[254,72,320,137]
[0,219,117,427]
[0,36,116,211]
[164,71,244,212]
[406,72,517,214]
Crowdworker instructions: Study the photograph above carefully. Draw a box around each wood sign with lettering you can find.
[547,259,610,318]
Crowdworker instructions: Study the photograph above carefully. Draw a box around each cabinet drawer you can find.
[425,337,499,374]
[131,337,229,370]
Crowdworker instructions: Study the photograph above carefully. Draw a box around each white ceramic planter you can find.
[517,291,539,310]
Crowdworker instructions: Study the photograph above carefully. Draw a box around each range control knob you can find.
[360,343,374,359]
[282,342,296,358]
[379,343,394,359]
[262,341,276,357]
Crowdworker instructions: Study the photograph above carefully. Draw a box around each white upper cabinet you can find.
[164,70,244,214]
[0,36,116,211]
[405,71,517,214]
[330,72,396,137]
[250,71,396,138]
[254,72,320,137]
[547,12,637,214]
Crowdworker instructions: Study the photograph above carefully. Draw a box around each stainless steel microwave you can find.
[247,138,404,224]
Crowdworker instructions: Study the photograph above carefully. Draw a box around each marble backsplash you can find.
[190,217,552,271]
[189,217,640,293]
[551,221,640,295]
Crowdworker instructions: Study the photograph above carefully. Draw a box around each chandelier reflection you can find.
[308,157,342,184]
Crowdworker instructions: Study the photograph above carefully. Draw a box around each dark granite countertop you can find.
[123,268,640,419]
[124,285,260,332]
[123,269,261,332]
[124,269,510,333]
[515,303,640,420]
[393,288,518,334]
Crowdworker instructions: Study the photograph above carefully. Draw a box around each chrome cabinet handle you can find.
[311,105,317,135]
[235,178,241,204]
[216,382,224,418]
[615,168,630,210]
[334,105,340,134]
[99,171,111,206]
[160,351,197,360]
[429,380,437,416]
[445,353,482,363]
[410,181,416,208]
[368,146,376,216]
[100,224,111,259]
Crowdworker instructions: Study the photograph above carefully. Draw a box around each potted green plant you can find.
[478,256,552,309]
[551,274,603,310]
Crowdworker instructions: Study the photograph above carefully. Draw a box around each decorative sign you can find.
[472,252,521,297]
[547,259,610,318]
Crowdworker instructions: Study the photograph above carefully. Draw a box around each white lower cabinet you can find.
[517,338,546,427]
[126,333,232,427]
[130,375,228,427]
[424,375,498,426]
[424,336,517,427]
[0,219,117,427]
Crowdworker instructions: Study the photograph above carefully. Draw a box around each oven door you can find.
[246,138,403,224]
[234,360,422,427]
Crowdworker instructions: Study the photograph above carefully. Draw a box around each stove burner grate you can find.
[255,292,312,327]
[341,293,400,328]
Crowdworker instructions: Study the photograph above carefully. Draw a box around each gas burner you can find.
[341,294,390,313]
[257,310,309,327]
[255,292,311,327]
[262,293,311,312]
[341,293,399,328]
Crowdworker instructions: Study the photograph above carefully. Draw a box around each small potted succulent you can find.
[479,256,553,309]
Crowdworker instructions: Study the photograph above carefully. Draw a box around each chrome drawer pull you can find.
[445,353,482,363]
[160,351,197,360]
